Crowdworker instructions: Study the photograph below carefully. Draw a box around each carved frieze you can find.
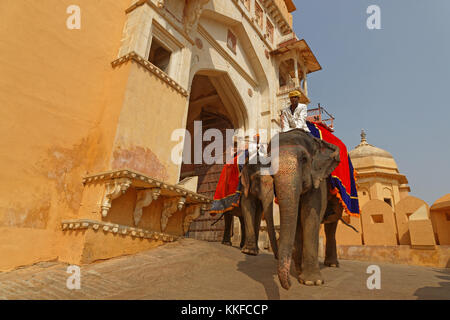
[82,169,212,238]
[61,219,178,242]
[111,52,189,97]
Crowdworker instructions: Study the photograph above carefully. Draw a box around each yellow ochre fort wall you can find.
[0,0,178,271]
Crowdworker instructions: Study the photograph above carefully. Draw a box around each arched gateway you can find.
[0,0,325,270]
[181,71,248,241]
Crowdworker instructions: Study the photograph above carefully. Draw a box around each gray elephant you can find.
[239,163,278,258]
[239,161,344,269]
[218,165,277,256]
[270,129,340,289]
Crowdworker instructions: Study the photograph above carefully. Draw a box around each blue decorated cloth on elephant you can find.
[306,121,360,217]
[209,150,247,216]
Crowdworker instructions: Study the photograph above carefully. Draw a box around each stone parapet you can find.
[336,245,450,268]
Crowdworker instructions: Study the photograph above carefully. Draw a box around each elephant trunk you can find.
[277,203,298,290]
[274,151,302,290]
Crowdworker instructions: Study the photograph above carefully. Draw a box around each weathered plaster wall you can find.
[111,63,189,184]
[0,0,131,271]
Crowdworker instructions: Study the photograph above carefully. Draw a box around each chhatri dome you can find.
[350,129,394,160]
[349,130,410,208]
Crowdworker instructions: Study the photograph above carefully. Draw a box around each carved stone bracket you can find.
[101,178,132,217]
[183,204,203,235]
[183,0,210,33]
[133,188,161,226]
[161,197,186,232]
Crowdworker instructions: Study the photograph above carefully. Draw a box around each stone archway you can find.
[180,71,248,241]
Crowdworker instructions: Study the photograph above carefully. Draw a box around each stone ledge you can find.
[111,52,188,97]
[83,168,212,204]
[61,219,178,243]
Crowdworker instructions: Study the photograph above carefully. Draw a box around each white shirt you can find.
[280,104,310,133]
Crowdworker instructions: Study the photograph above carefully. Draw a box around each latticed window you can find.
[255,2,263,29]
[266,18,274,43]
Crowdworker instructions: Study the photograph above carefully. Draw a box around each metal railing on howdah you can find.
[307,103,335,131]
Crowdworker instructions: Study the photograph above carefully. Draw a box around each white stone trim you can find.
[111,52,189,97]
[197,24,259,89]
[61,219,178,242]
[83,168,212,203]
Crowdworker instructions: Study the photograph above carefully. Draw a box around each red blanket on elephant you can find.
[209,152,244,216]
[307,121,360,217]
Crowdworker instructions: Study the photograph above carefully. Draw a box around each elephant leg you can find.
[221,213,233,246]
[264,200,278,260]
[324,221,339,267]
[241,196,259,256]
[253,201,263,252]
[298,184,327,286]
[238,216,246,249]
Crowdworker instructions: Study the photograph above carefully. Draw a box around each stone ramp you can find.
[0,238,449,300]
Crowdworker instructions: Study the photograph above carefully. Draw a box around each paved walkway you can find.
[0,238,449,300]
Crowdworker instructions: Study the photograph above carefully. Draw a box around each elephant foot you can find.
[324,260,340,268]
[222,240,232,246]
[241,246,259,256]
[298,271,324,286]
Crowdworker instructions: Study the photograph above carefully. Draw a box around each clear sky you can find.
[292,0,450,205]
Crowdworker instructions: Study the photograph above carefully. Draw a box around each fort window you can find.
[148,37,172,73]
[266,18,274,43]
[255,2,264,29]
[278,59,296,90]
[384,198,392,206]
[371,214,384,224]
[446,212,450,221]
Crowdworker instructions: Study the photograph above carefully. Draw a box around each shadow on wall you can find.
[236,252,280,300]
[413,269,450,300]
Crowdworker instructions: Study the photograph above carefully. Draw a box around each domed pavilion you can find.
[349,130,411,211]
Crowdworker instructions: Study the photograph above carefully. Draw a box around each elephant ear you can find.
[310,139,340,189]
[241,166,250,198]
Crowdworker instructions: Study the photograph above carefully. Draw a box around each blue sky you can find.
[292,0,450,205]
